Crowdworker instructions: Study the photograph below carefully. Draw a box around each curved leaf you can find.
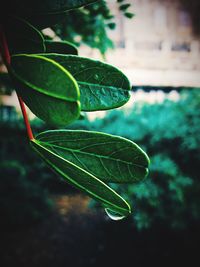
[10,54,80,126]
[35,130,150,183]
[30,138,131,217]
[2,1,99,29]
[3,16,45,55]
[38,54,131,111]
[45,40,78,55]
[32,0,100,14]
[6,0,99,15]
[27,12,68,29]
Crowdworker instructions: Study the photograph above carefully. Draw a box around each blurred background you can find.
[0,0,200,266]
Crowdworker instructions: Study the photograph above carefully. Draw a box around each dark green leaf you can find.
[35,130,150,183]
[2,1,100,29]
[36,0,100,13]
[27,12,69,30]
[9,0,100,15]
[124,12,135,19]
[37,54,131,111]
[107,22,116,30]
[30,138,131,216]
[45,40,78,55]
[3,16,45,54]
[10,54,80,126]
[119,4,131,11]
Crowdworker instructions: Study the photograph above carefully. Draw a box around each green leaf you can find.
[35,0,100,14]
[3,1,99,29]
[119,4,131,11]
[9,0,100,15]
[27,12,69,30]
[45,40,78,55]
[3,16,45,54]
[30,138,131,217]
[35,130,150,183]
[10,54,80,126]
[37,54,131,111]
[124,12,135,19]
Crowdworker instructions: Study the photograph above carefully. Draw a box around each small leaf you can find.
[107,22,116,30]
[3,16,45,54]
[10,54,80,126]
[30,138,131,217]
[35,130,150,183]
[45,40,78,55]
[119,4,131,11]
[37,54,131,111]
[124,12,135,19]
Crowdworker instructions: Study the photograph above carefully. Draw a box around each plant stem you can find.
[0,25,10,66]
[17,96,34,140]
[0,25,34,140]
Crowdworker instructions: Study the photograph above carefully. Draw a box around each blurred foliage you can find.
[0,89,199,229]
[87,89,200,229]
[52,0,133,55]
[0,121,79,228]
[0,160,53,228]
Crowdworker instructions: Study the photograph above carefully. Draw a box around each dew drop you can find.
[94,74,99,80]
[105,208,126,221]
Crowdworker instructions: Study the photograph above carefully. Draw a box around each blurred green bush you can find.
[0,89,199,230]
[88,89,200,229]
[0,160,53,228]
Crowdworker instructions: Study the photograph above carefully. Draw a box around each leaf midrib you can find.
[31,140,130,214]
[78,81,129,92]
[39,141,148,169]
[11,70,78,102]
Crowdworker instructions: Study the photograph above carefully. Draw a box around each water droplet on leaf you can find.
[105,208,126,221]
[94,74,99,80]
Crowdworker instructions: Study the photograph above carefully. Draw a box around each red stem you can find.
[17,95,34,140]
[0,24,34,140]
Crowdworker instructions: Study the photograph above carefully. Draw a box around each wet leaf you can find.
[10,54,80,126]
[38,54,131,111]
[31,137,131,217]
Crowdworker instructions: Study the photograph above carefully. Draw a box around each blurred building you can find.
[83,0,200,87]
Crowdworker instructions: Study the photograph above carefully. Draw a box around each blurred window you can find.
[178,10,191,27]
[171,42,191,52]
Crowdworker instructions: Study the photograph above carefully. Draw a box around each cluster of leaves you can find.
[0,160,53,228]
[117,0,134,19]
[0,1,149,218]
[52,0,134,55]
[88,89,200,228]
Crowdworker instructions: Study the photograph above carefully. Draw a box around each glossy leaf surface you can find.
[45,40,78,55]
[31,138,131,216]
[10,54,80,126]
[35,130,150,183]
[39,54,131,111]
